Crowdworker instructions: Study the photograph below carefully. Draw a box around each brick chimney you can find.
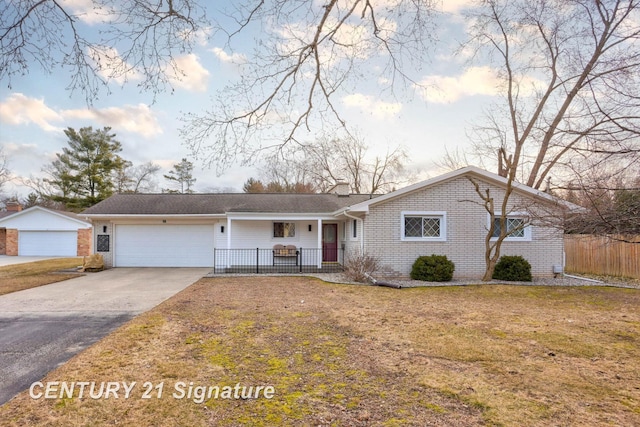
[6,201,22,212]
[329,180,350,196]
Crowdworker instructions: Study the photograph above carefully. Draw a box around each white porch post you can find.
[226,217,232,267]
[317,219,322,269]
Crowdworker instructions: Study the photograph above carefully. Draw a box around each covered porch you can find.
[214,214,345,273]
[211,247,345,274]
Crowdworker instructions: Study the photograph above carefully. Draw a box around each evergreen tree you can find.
[45,127,127,210]
[163,158,196,193]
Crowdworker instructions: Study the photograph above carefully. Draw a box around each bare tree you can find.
[459,0,640,279]
[116,161,161,193]
[1,0,209,102]
[0,146,9,194]
[19,174,57,201]
[263,135,410,194]
[3,1,437,152]
[181,0,438,173]
[465,0,640,189]
[561,164,640,241]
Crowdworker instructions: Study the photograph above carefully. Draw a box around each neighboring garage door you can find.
[19,231,78,256]
[115,224,215,267]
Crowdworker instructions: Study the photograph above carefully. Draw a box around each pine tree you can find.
[45,127,127,210]
[163,158,196,193]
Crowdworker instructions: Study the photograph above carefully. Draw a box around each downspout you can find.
[342,208,401,289]
[364,272,402,289]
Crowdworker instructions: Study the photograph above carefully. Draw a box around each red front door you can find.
[322,224,338,262]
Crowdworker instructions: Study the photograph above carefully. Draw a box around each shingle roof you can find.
[0,211,15,219]
[81,193,376,216]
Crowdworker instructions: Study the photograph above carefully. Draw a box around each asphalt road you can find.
[0,268,210,406]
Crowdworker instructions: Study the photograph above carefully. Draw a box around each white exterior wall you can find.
[341,217,363,262]
[215,219,330,268]
[95,218,338,268]
[92,221,114,267]
[362,176,564,278]
[1,208,89,230]
[226,220,320,249]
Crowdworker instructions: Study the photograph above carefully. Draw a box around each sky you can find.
[0,0,503,198]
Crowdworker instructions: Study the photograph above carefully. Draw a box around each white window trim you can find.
[401,211,447,242]
[350,218,359,241]
[488,212,532,242]
[272,221,296,239]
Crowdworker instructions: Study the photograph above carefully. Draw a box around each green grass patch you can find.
[1,277,638,426]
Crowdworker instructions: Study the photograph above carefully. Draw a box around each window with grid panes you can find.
[489,214,531,241]
[402,212,446,240]
[273,222,295,238]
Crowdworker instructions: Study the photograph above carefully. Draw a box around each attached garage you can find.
[18,230,78,256]
[115,224,215,267]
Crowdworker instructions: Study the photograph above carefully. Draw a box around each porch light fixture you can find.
[308,224,312,232]
[102,226,107,233]
[221,225,225,233]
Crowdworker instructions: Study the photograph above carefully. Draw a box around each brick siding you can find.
[0,228,5,255]
[77,228,93,256]
[363,176,564,279]
[5,229,18,256]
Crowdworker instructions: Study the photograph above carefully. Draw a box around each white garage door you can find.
[19,231,77,256]
[115,224,215,267]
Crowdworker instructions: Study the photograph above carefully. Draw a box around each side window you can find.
[490,215,531,241]
[401,212,447,241]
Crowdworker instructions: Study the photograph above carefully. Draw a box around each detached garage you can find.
[114,224,215,267]
[0,206,92,257]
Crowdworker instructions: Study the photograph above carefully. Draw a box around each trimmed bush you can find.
[410,255,455,282]
[492,255,532,281]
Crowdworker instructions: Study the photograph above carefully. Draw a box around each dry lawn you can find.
[1,276,639,426]
[0,258,84,296]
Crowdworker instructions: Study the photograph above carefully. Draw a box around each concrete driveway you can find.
[0,268,209,406]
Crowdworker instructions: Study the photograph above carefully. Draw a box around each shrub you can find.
[344,250,380,283]
[410,255,455,282]
[492,255,532,281]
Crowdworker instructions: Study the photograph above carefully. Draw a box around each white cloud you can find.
[63,104,163,138]
[416,66,503,103]
[342,93,402,119]
[167,54,210,92]
[184,27,212,47]
[0,93,62,132]
[211,47,247,65]
[439,0,476,14]
[59,0,108,25]
[0,94,162,138]
[88,46,142,85]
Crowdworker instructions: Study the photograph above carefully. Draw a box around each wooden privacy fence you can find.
[564,235,640,279]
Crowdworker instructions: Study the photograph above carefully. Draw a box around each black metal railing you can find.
[213,248,344,274]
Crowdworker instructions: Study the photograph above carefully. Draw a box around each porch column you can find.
[317,219,322,269]
[226,217,232,267]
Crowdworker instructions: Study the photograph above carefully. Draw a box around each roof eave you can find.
[0,206,91,227]
[346,166,582,212]
[82,213,227,220]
